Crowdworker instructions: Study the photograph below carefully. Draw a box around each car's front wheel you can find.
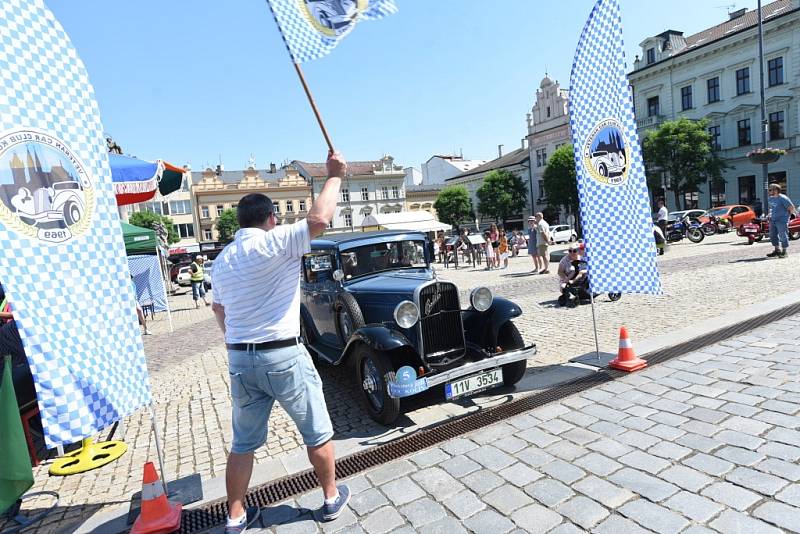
[354,345,400,425]
[789,229,800,241]
[335,293,365,346]
[496,322,527,387]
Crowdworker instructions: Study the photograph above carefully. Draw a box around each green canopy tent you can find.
[121,222,157,256]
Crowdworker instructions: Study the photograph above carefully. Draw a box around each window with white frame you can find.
[201,205,210,218]
[299,199,306,212]
[275,202,281,215]
[203,229,212,241]
[140,201,163,215]
[344,213,352,227]
[536,148,547,167]
[173,223,195,239]
[286,200,294,213]
[216,204,224,216]
[341,188,350,202]
[381,186,389,200]
[361,187,369,201]
[169,200,191,215]
[392,186,399,199]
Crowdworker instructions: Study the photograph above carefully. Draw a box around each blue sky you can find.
[47,0,761,172]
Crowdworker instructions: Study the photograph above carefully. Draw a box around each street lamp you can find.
[757,0,770,217]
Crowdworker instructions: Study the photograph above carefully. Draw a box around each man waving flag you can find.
[267,0,398,63]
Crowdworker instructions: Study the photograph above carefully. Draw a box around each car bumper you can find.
[387,344,536,398]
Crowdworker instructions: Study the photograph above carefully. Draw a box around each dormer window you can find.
[646,47,656,64]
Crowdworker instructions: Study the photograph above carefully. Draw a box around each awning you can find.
[121,222,158,255]
[361,211,451,233]
[158,161,185,196]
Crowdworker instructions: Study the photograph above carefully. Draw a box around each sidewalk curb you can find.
[74,288,800,533]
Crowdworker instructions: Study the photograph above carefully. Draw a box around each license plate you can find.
[745,228,757,233]
[445,369,502,400]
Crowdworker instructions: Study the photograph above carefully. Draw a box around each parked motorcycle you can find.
[700,215,732,236]
[667,215,704,244]
[737,217,769,245]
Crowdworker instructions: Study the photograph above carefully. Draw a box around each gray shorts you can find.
[228,343,333,454]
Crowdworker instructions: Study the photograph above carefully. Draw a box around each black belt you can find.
[226,338,298,352]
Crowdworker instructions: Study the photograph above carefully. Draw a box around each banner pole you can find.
[589,291,601,360]
[149,403,168,494]
[157,249,174,333]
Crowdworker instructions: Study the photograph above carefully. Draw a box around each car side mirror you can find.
[332,269,344,282]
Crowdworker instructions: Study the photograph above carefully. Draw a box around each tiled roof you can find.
[291,160,403,178]
[445,147,529,181]
[644,0,795,67]
[191,168,286,184]
[407,184,443,193]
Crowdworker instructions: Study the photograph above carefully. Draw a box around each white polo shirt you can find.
[212,221,310,344]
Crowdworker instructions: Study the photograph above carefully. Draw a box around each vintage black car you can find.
[300,230,535,424]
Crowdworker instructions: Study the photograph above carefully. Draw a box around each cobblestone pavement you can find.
[8,233,800,532]
[231,313,800,533]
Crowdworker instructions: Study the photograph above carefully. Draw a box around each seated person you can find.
[557,247,589,305]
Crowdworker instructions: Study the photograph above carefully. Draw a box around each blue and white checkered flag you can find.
[0,0,151,447]
[267,0,398,63]
[569,0,661,295]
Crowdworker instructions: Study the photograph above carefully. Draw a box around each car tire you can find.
[496,322,527,387]
[598,163,608,177]
[354,345,400,425]
[63,200,81,226]
[608,292,622,302]
[569,234,577,242]
[789,230,800,241]
[334,293,365,346]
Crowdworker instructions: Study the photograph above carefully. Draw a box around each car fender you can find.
[340,325,416,366]
[461,297,523,348]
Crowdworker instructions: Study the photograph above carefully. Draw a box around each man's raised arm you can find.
[307,151,346,238]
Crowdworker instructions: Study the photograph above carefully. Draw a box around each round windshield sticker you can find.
[582,118,630,186]
[299,0,368,37]
[0,128,95,243]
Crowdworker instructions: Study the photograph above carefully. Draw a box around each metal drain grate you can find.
[167,301,800,533]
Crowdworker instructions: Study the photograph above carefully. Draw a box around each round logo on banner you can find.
[0,128,95,243]
[582,118,631,186]
[300,0,368,37]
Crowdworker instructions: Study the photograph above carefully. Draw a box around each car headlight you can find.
[394,300,420,329]
[470,287,493,312]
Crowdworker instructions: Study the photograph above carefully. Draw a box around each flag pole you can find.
[589,291,601,360]
[292,63,335,152]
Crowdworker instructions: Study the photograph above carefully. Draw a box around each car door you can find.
[730,206,749,226]
[302,251,338,346]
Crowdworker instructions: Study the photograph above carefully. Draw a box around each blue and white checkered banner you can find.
[129,255,169,313]
[267,0,398,63]
[568,0,661,295]
[0,0,151,447]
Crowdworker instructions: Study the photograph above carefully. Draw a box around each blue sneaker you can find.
[321,484,351,521]
[224,506,260,533]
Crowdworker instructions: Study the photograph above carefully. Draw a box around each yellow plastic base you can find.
[49,437,128,476]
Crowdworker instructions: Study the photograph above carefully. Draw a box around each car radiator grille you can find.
[418,282,464,362]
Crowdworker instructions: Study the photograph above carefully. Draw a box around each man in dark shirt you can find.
[0,283,36,409]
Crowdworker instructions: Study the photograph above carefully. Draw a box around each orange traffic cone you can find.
[131,462,182,534]
[608,326,647,372]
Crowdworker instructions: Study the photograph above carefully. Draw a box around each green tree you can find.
[434,185,473,228]
[542,144,579,219]
[475,169,528,225]
[643,118,727,209]
[216,208,239,243]
[128,210,179,244]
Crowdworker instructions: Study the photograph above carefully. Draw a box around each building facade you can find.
[421,155,488,185]
[405,184,442,218]
[190,165,311,243]
[526,75,573,218]
[629,0,800,210]
[291,155,406,231]
[445,147,531,229]
[129,168,199,254]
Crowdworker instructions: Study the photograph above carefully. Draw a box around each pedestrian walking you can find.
[534,212,553,274]
[489,223,500,268]
[211,151,350,532]
[656,199,668,239]
[498,230,509,269]
[527,216,541,273]
[484,230,495,270]
[766,183,796,258]
[189,255,210,308]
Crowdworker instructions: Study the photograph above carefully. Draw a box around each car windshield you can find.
[668,211,685,219]
[706,208,729,217]
[341,240,427,280]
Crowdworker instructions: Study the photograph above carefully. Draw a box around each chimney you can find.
[521,138,528,150]
[498,144,504,158]
[269,162,277,173]
[729,8,746,20]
